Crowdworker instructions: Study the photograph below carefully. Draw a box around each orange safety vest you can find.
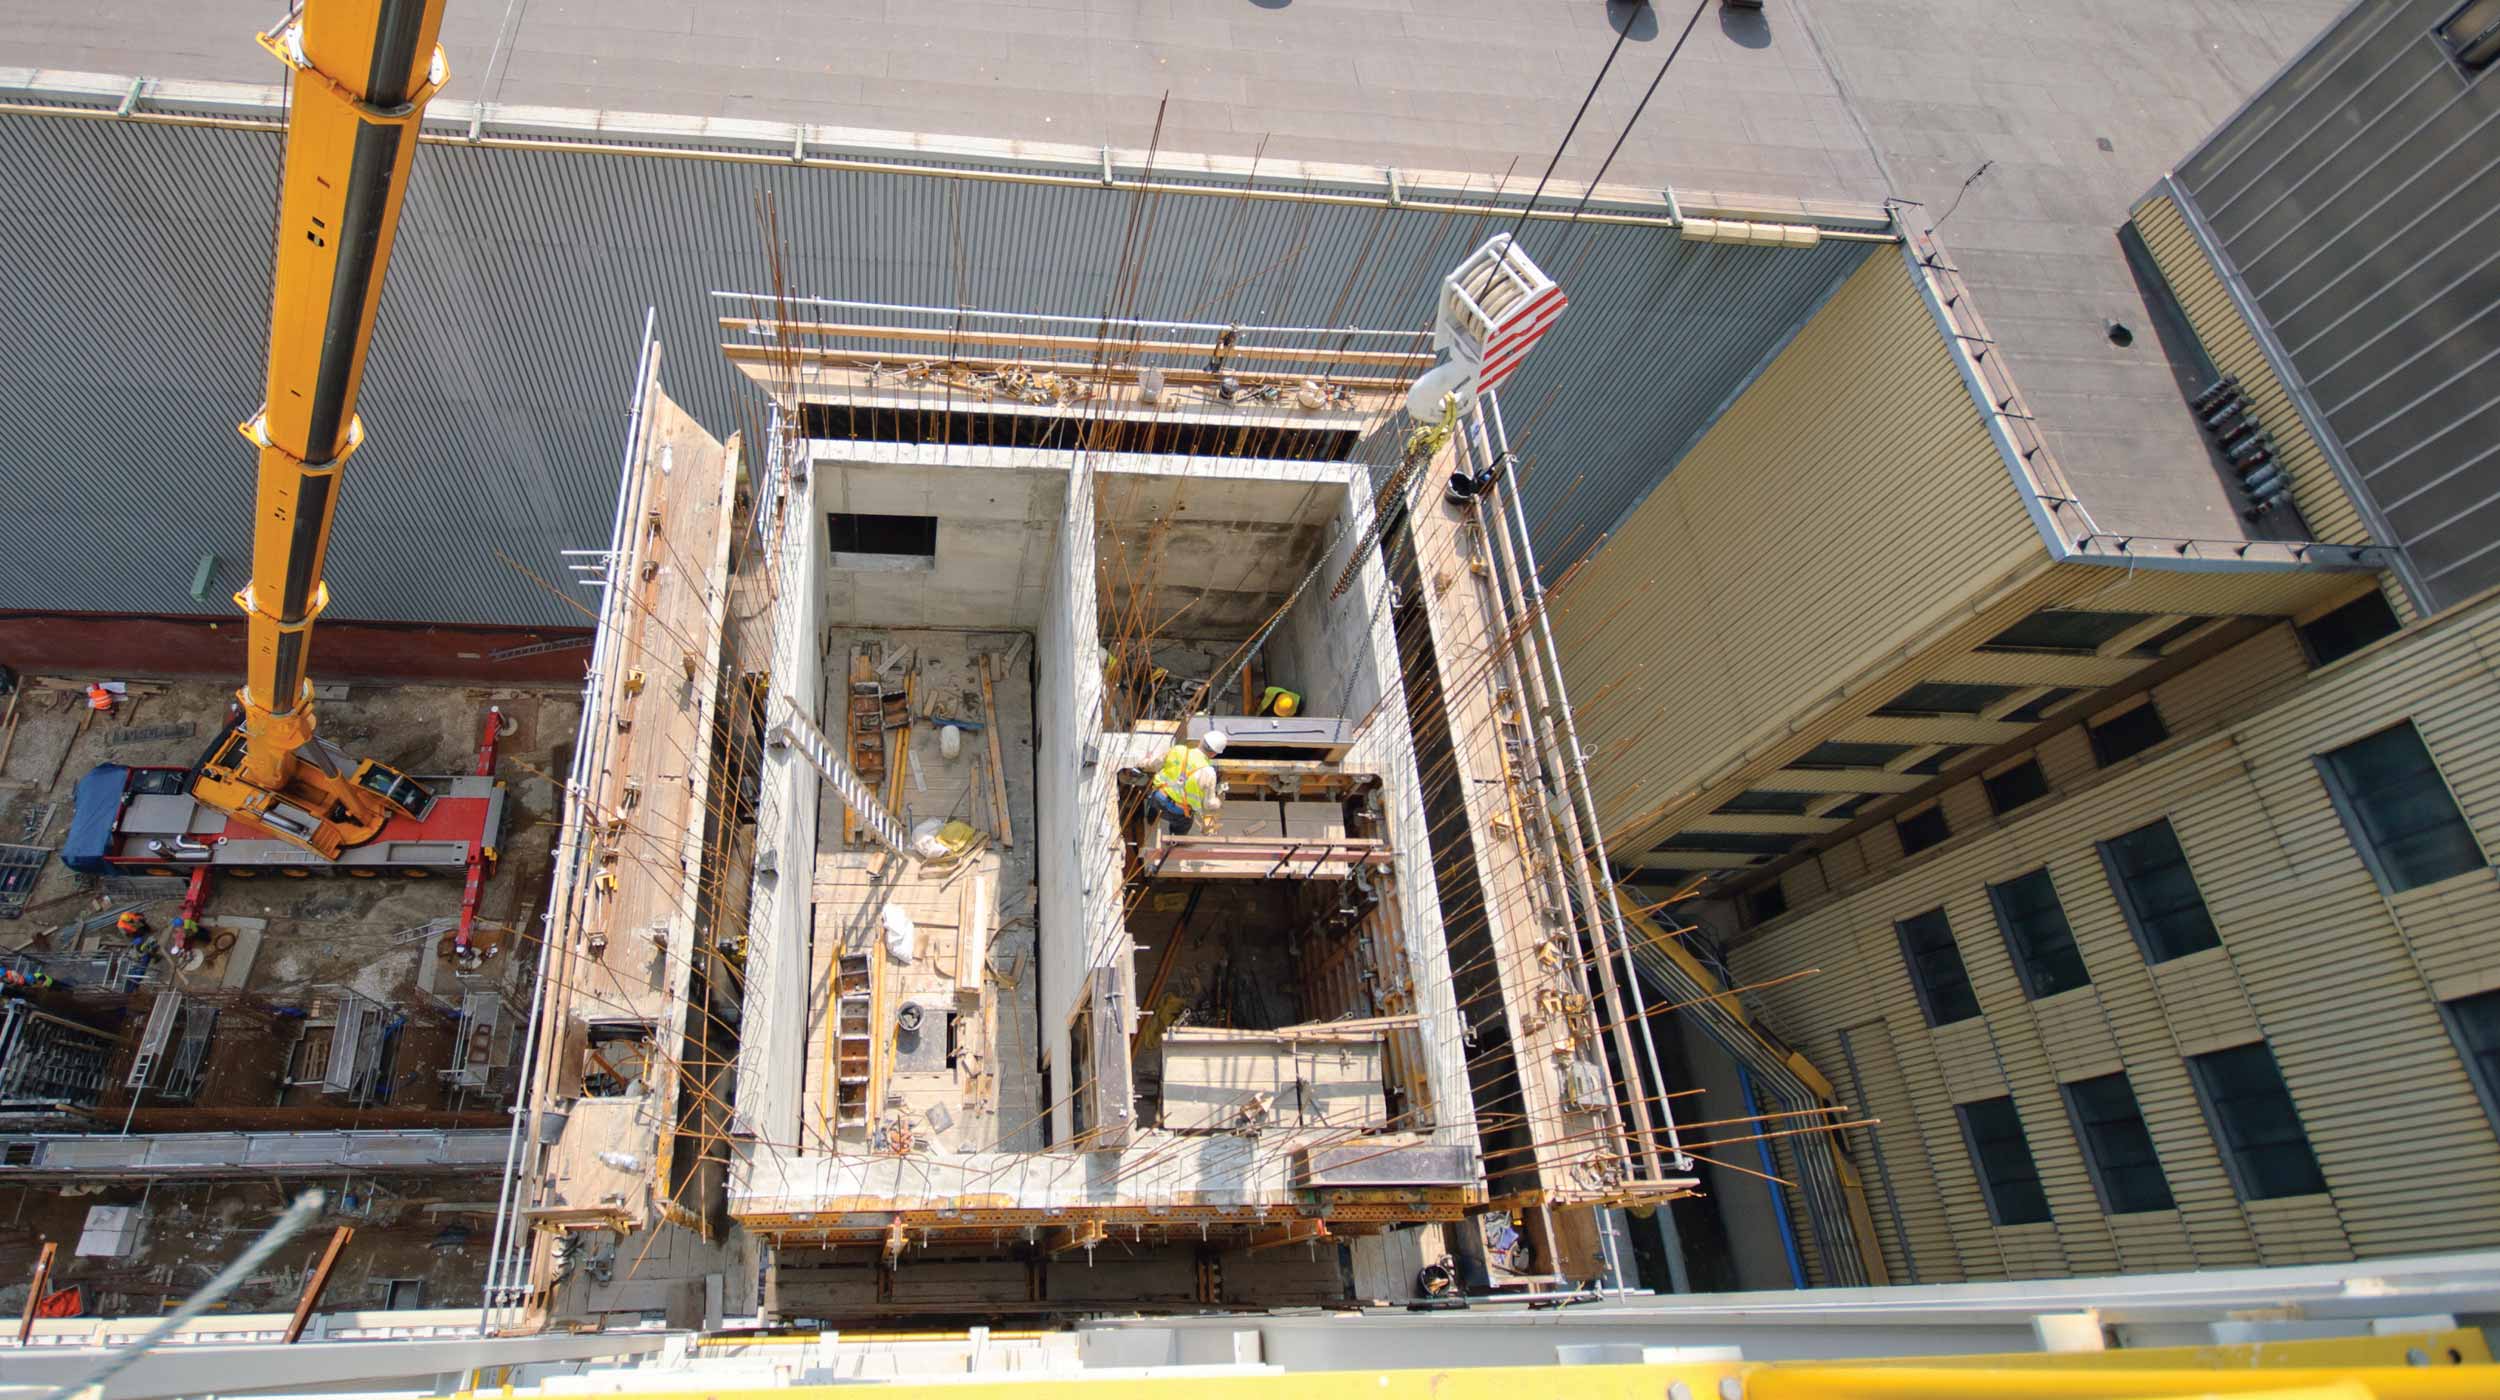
[85,684,114,711]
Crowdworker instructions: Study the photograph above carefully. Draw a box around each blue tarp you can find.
[61,764,129,875]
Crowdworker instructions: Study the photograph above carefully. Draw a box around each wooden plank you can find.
[0,685,23,776]
[979,655,1014,847]
[722,342,1411,392]
[1275,1013,1422,1036]
[16,1239,55,1345]
[284,1226,354,1344]
[718,316,1435,369]
[887,672,916,818]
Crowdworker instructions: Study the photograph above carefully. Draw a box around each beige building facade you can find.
[1549,0,2500,1285]
[1732,587,2500,1283]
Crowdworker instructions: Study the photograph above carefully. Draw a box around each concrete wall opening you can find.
[1094,468,1354,732]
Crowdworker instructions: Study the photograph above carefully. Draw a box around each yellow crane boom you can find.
[190,0,451,857]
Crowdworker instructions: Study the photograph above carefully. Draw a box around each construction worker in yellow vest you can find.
[1148,729,1227,835]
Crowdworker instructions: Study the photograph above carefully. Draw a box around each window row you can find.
[1958,1041,2328,1227]
[1955,992,2500,1227]
[1979,598,2399,670]
[1886,681,2472,907]
[1890,701,2171,858]
[1897,816,2217,1025]
[1897,722,2486,1025]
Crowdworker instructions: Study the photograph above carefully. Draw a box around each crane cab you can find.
[190,722,432,860]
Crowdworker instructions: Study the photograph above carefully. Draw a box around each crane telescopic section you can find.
[191,0,452,857]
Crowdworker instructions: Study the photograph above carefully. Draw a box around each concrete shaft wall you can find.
[737,464,825,1145]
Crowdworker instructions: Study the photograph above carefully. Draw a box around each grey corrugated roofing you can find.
[0,87,1871,626]
[2171,0,2500,609]
[0,0,2364,620]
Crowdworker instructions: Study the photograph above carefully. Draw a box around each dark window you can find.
[2188,1043,2326,1200]
[1821,793,1877,820]
[2317,723,2487,893]
[1896,907,1980,1026]
[2063,1073,2175,1214]
[2444,990,2500,1134]
[2131,617,2211,657]
[1906,744,1974,777]
[2297,590,2401,667]
[1897,804,1951,855]
[2004,686,2082,724]
[2439,0,2500,73]
[1957,1096,2052,1225]
[1794,741,1915,771]
[1875,682,2019,717]
[1717,790,1815,816]
[2099,819,2221,962]
[1988,869,2090,998]
[1653,832,1800,857]
[2087,702,2169,766]
[1980,609,2154,654]
[1744,883,1788,926]
[1984,758,2050,815]
[827,512,938,557]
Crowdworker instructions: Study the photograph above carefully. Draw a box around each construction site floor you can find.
[3,1172,496,1319]
[0,673,580,1317]
[806,628,1039,1157]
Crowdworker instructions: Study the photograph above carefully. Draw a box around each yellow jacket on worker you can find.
[1153,732,1226,815]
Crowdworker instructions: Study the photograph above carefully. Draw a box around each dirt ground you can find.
[1,675,576,1005]
[0,673,580,1316]
[1,1174,498,1319]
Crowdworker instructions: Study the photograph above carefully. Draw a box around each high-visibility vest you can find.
[1153,744,1219,814]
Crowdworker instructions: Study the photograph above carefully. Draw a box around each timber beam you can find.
[1243,1219,1331,1254]
[1047,1218,1109,1256]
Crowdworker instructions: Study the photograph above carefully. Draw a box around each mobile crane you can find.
[191,0,455,858]
[66,0,505,942]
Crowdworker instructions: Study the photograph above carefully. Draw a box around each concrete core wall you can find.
[749,434,1472,1160]
[735,460,823,1144]
[1036,461,1108,1146]
[812,443,1069,630]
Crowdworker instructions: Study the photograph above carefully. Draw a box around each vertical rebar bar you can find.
[1483,390,1687,1171]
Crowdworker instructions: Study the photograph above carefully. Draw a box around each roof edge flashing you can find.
[1898,220,2385,579]
[0,65,1895,233]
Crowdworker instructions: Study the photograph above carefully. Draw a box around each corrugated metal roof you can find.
[0,97,1869,626]
[2166,0,2500,609]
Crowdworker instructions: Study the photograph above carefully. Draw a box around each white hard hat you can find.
[1201,729,1228,755]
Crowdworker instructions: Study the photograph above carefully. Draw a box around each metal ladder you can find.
[773,696,913,857]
